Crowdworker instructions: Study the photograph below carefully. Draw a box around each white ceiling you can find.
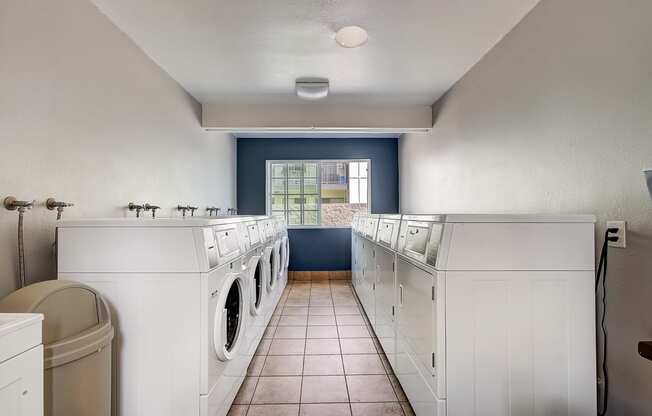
[92,0,540,106]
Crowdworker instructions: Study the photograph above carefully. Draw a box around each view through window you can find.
[267,160,370,227]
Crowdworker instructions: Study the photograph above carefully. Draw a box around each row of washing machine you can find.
[351,213,598,416]
[55,215,289,416]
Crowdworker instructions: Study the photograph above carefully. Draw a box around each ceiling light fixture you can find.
[335,25,368,48]
[295,78,329,100]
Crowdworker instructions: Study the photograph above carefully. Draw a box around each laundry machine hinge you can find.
[431,286,435,301]
[391,306,395,316]
[432,352,436,368]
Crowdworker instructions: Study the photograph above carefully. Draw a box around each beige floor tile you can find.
[339,338,377,354]
[309,307,335,316]
[310,298,334,306]
[283,306,309,316]
[227,404,249,416]
[268,338,306,355]
[234,377,258,404]
[248,404,300,416]
[342,355,386,375]
[334,306,361,315]
[301,376,349,403]
[261,355,304,376]
[307,325,339,339]
[308,315,337,326]
[248,355,267,376]
[346,375,397,402]
[335,315,366,326]
[305,338,341,355]
[303,355,344,376]
[285,299,310,307]
[252,377,302,404]
[279,315,309,326]
[350,403,403,416]
[274,326,307,339]
[300,403,352,416]
[337,326,370,338]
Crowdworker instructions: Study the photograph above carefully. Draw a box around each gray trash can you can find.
[0,280,114,416]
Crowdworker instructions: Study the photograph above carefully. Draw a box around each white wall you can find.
[0,0,236,298]
[400,0,652,413]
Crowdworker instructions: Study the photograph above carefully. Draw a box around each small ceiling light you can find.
[335,25,368,48]
[296,78,329,100]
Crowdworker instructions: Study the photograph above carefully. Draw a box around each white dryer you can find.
[55,217,266,416]
[257,218,278,314]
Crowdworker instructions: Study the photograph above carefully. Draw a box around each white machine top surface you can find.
[58,216,263,227]
[401,214,596,223]
[0,313,43,339]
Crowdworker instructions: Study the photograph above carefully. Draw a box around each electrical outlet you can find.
[606,220,626,248]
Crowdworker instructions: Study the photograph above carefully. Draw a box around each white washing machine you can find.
[56,216,274,416]
[257,218,278,315]
[352,214,597,416]
[240,220,267,354]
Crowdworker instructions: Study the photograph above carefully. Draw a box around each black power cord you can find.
[595,227,619,416]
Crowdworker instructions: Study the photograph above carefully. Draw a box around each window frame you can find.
[265,159,372,229]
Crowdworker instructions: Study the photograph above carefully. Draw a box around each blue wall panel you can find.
[237,137,399,270]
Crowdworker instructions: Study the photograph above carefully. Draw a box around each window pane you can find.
[271,164,286,178]
[349,162,359,178]
[359,178,368,204]
[349,178,360,204]
[271,195,285,211]
[304,162,318,177]
[304,211,319,225]
[304,178,318,194]
[272,179,286,194]
[272,211,286,219]
[288,178,301,194]
[304,195,319,210]
[359,162,368,178]
[288,163,303,178]
[288,211,301,226]
[288,196,302,210]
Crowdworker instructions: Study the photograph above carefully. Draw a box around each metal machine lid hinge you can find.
[373,282,375,291]
[391,306,395,316]
[432,352,436,368]
[431,286,435,301]
[392,262,395,272]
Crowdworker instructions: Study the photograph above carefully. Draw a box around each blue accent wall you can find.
[237,137,399,271]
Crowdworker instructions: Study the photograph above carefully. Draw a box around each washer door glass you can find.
[252,258,263,312]
[214,275,244,361]
[266,248,275,291]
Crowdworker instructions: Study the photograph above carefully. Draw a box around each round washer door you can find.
[271,241,281,287]
[213,273,246,361]
[247,255,263,315]
[282,237,290,269]
[264,246,275,293]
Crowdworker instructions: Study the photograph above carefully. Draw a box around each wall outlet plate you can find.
[606,220,626,248]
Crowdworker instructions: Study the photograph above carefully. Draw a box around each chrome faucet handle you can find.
[144,203,161,219]
[206,206,218,216]
[189,206,199,217]
[128,202,145,218]
[177,205,190,217]
[46,198,75,220]
[3,197,35,213]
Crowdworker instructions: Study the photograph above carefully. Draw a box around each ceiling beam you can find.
[202,103,433,133]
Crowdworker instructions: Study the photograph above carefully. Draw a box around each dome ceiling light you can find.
[295,78,329,100]
[335,26,368,48]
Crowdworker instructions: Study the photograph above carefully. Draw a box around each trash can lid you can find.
[0,280,110,345]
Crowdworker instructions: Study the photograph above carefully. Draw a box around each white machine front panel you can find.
[395,257,443,398]
[0,345,43,416]
[445,270,597,416]
[374,245,396,367]
[439,222,595,271]
[59,273,202,416]
[364,217,380,240]
[58,227,201,273]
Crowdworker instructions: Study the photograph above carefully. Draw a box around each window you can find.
[267,159,371,227]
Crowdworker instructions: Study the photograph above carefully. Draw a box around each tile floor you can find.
[228,280,415,416]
